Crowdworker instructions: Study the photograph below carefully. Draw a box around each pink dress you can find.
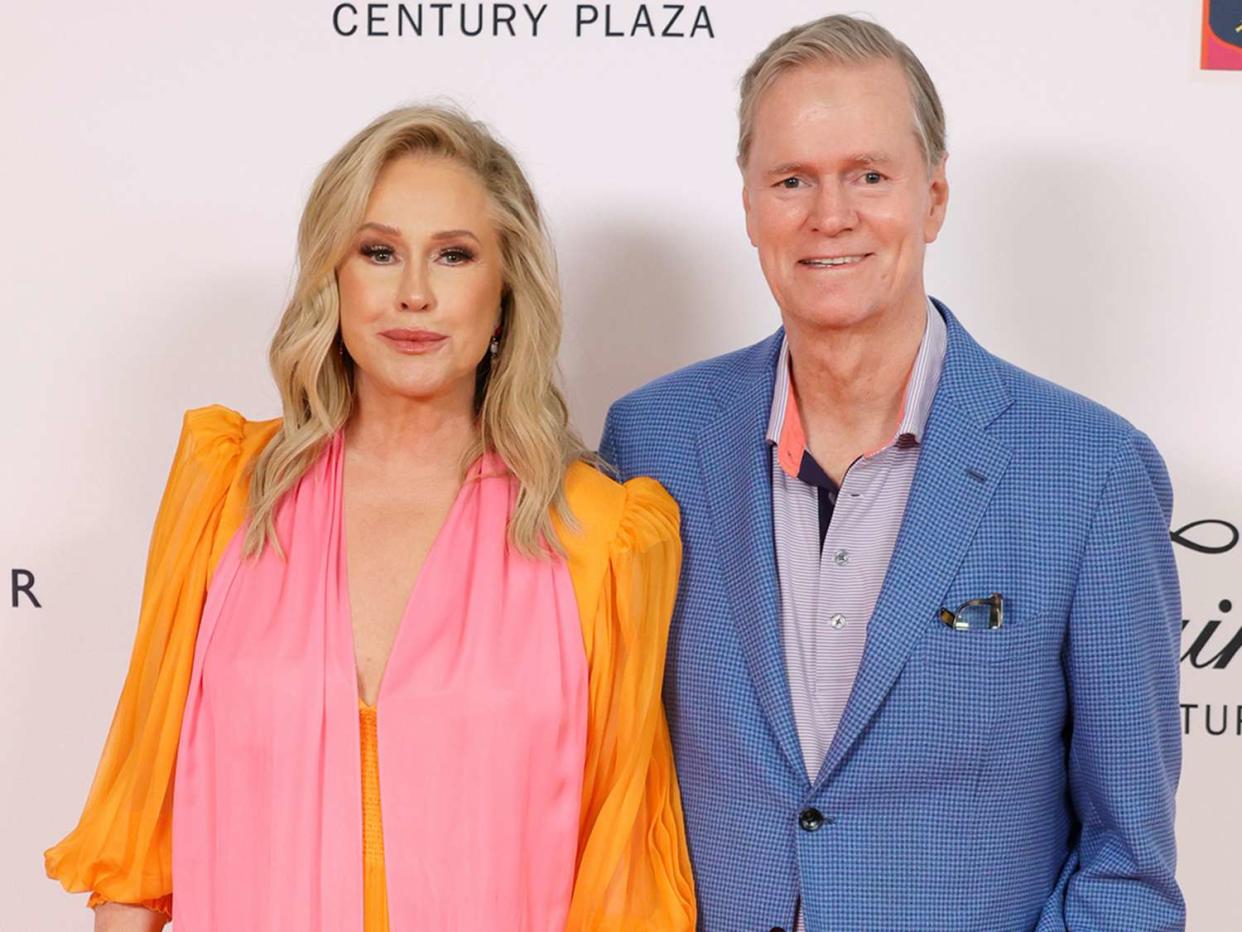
[170,430,589,930]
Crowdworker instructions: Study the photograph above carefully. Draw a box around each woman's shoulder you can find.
[560,460,680,557]
[556,462,682,663]
[178,404,281,472]
[182,403,281,446]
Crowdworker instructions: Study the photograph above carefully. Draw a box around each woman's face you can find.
[337,154,505,410]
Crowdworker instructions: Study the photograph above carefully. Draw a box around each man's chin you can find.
[782,297,879,333]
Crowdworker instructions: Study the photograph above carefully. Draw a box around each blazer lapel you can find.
[697,332,809,783]
[815,302,1015,787]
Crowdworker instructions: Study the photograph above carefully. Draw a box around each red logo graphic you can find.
[1202,0,1242,69]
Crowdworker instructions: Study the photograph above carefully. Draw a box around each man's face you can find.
[742,59,948,332]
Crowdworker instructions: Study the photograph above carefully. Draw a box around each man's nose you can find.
[808,180,858,236]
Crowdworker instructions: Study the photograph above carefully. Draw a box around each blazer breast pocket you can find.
[914,611,1061,669]
[885,612,1065,797]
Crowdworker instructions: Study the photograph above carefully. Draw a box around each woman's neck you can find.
[344,375,478,477]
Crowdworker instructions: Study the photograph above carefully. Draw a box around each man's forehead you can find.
[756,62,912,124]
[749,61,920,164]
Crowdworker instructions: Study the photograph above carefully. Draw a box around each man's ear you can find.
[742,182,758,248]
[924,154,950,244]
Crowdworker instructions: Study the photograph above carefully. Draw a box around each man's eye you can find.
[778,177,803,189]
[360,243,396,264]
[862,171,884,184]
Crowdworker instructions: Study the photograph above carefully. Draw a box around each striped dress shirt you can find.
[768,297,947,781]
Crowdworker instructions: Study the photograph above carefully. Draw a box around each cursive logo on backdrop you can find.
[1171,519,1239,555]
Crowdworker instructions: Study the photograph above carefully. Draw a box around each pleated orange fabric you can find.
[44,405,696,930]
[359,700,390,931]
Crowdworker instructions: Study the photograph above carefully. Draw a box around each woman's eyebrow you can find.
[357,221,402,236]
[429,229,480,243]
[356,222,480,244]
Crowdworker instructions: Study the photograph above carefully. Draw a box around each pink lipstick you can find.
[379,329,447,354]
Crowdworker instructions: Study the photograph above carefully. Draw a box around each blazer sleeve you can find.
[43,406,251,919]
[597,401,631,483]
[565,477,696,931]
[1042,429,1185,930]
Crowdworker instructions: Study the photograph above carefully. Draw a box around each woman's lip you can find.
[380,329,445,340]
[379,331,447,354]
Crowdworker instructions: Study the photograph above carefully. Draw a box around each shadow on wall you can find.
[947,146,1186,411]
[558,214,770,450]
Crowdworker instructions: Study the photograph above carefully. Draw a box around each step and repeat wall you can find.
[4,1,1239,928]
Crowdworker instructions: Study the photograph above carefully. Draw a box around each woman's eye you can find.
[360,243,396,264]
[439,247,475,265]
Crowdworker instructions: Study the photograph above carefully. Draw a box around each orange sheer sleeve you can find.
[560,470,696,930]
[43,405,275,918]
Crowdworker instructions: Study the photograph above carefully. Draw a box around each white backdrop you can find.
[4,1,1239,928]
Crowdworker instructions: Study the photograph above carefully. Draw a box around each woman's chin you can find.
[355,364,474,406]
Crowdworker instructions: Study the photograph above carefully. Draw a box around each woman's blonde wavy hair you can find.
[242,103,589,561]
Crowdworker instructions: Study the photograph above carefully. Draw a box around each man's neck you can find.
[783,295,928,481]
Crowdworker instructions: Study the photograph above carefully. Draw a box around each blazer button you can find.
[770,927,786,932]
[798,807,827,831]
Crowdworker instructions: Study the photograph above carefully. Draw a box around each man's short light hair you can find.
[737,14,947,172]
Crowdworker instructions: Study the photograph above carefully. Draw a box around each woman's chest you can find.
[197,468,589,740]
[344,491,456,706]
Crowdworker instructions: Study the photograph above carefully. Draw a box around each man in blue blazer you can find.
[600,15,1184,932]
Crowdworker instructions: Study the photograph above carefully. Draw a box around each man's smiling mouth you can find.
[799,254,871,267]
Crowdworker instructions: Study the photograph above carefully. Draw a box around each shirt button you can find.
[799,807,828,832]
[830,613,847,629]
[833,548,850,566]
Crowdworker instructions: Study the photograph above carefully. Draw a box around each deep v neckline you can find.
[337,433,484,710]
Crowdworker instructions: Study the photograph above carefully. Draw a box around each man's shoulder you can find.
[987,351,1146,450]
[935,301,1140,451]
[605,331,781,432]
[979,350,1169,509]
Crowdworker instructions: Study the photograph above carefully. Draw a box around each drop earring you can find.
[489,333,500,360]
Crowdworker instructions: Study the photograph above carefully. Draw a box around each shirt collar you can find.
[765,296,947,476]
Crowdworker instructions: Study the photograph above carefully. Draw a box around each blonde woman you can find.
[44,105,695,931]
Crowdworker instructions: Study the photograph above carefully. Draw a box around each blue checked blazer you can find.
[599,298,1185,932]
